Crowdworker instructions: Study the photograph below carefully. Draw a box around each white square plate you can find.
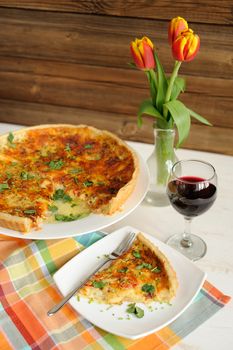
[53,226,206,339]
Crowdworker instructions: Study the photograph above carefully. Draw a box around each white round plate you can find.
[53,225,206,339]
[1,153,149,239]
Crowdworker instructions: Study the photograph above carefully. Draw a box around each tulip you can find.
[168,16,188,45]
[172,29,200,62]
[130,36,155,70]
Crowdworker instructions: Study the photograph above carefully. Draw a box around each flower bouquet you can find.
[130,17,211,205]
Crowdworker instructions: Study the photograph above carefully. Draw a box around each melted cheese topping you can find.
[0,126,135,228]
[79,236,171,305]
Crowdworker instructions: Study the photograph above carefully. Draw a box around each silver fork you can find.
[47,232,136,316]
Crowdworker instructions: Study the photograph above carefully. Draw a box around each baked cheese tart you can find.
[0,125,138,233]
[79,233,178,304]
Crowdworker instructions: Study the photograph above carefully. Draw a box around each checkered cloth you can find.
[0,232,231,350]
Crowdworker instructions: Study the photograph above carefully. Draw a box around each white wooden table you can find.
[1,123,233,349]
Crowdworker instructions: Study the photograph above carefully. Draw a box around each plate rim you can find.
[53,225,207,339]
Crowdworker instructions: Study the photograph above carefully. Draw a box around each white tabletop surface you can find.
[1,123,232,349]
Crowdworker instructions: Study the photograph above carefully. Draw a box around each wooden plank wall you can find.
[0,1,232,155]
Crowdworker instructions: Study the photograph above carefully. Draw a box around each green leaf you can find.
[92,281,106,289]
[136,263,153,270]
[135,306,145,318]
[188,108,212,126]
[65,143,71,152]
[20,171,35,180]
[126,303,144,318]
[48,205,58,213]
[0,183,9,192]
[170,77,186,100]
[83,180,93,187]
[7,132,16,148]
[24,209,36,215]
[55,213,89,222]
[118,267,128,273]
[137,99,164,127]
[132,250,141,258]
[126,303,136,314]
[7,132,14,144]
[153,51,168,112]
[164,100,191,147]
[141,283,155,295]
[84,144,93,149]
[52,189,72,202]
[6,172,12,179]
[47,159,65,170]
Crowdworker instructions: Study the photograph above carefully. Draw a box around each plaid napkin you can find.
[0,232,231,350]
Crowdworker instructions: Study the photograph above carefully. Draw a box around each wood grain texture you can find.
[0,99,232,155]
[0,57,232,128]
[0,6,232,155]
[0,8,232,79]
[0,0,232,25]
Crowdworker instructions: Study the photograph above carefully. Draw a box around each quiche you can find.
[79,233,178,304]
[0,124,138,233]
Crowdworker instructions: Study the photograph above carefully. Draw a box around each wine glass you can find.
[166,159,217,261]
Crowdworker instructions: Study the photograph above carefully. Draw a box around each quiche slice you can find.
[79,233,178,304]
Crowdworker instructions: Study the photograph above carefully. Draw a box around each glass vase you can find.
[145,128,178,207]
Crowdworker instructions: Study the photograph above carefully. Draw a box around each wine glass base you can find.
[166,233,207,261]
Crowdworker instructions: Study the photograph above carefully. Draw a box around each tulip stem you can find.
[146,70,157,106]
[163,61,182,119]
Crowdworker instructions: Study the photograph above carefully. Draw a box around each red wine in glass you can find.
[167,176,217,217]
[166,160,217,261]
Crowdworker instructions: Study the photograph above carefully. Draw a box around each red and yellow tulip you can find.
[130,36,155,70]
[172,29,200,62]
[168,16,188,45]
[129,16,210,147]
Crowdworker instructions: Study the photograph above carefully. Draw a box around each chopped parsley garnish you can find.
[69,168,83,174]
[0,183,9,192]
[48,205,58,213]
[71,203,77,207]
[83,180,93,187]
[52,189,72,202]
[65,143,71,152]
[47,159,64,170]
[118,267,128,273]
[92,281,106,289]
[55,213,88,222]
[7,132,14,143]
[20,171,35,180]
[141,284,155,295]
[11,161,18,166]
[7,132,16,147]
[136,263,153,270]
[151,266,161,273]
[126,303,144,318]
[84,144,93,149]
[132,250,141,259]
[24,209,36,215]
[6,172,12,179]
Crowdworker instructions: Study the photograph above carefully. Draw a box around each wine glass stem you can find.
[181,217,193,248]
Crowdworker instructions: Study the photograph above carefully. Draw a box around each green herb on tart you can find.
[52,189,72,202]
